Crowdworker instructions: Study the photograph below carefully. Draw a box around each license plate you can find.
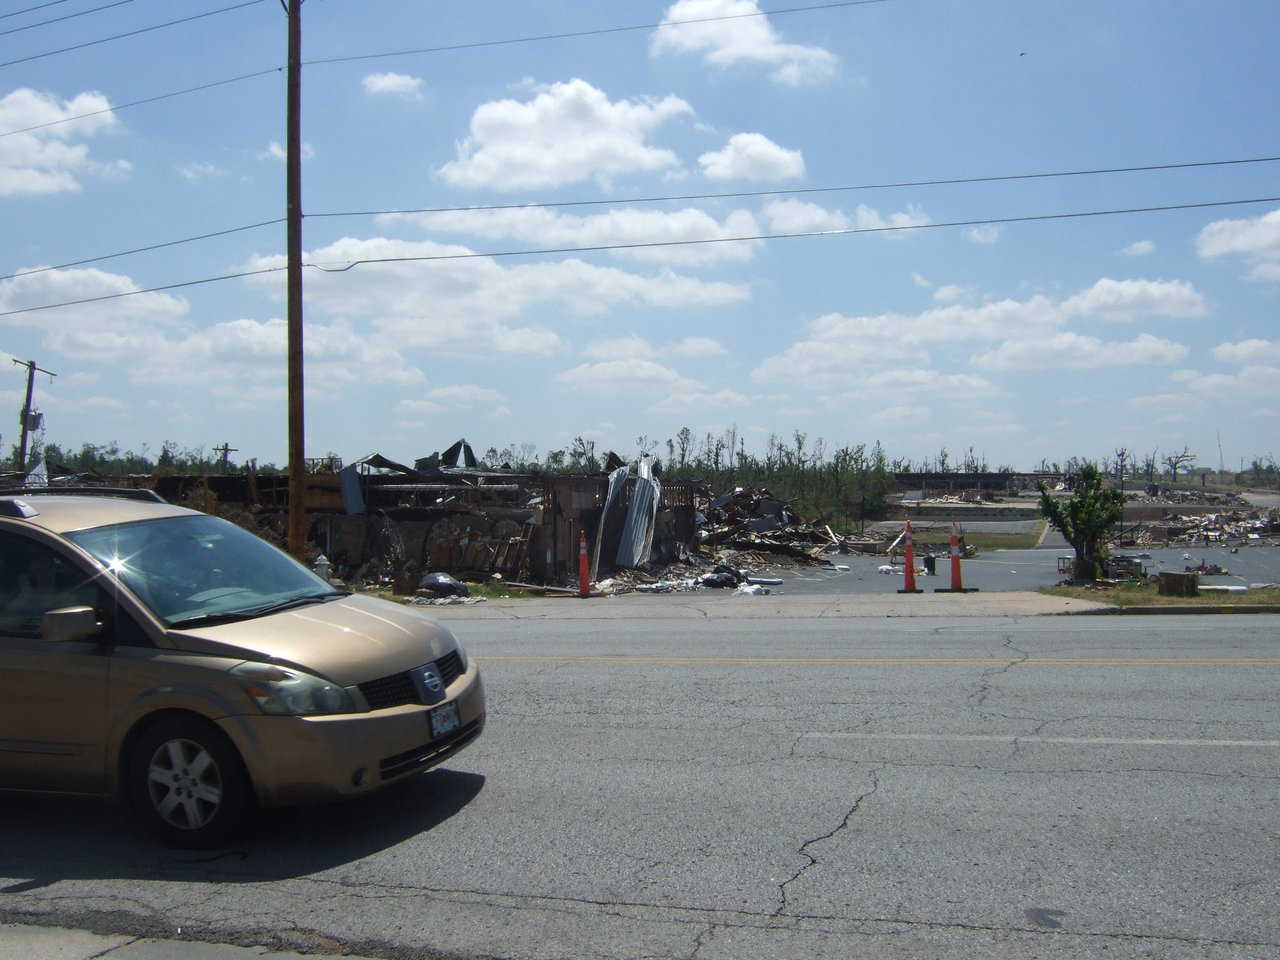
[429,701,460,738]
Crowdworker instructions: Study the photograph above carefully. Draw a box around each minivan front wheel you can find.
[128,716,251,847]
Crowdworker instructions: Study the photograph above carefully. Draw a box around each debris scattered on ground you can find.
[698,486,884,561]
[1123,508,1279,547]
[415,571,469,598]
[408,595,487,606]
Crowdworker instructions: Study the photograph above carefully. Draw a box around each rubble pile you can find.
[1125,488,1249,507]
[697,486,884,563]
[1127,509,1280,547]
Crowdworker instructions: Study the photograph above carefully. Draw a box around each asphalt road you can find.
[756,544,1280,596]
[3,614,1278,959]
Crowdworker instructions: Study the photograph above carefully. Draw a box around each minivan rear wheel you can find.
[128,715,251,847]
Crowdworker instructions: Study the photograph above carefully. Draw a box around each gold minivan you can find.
[0,490,485,846]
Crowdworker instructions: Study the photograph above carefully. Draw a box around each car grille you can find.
[357,649,466,710]
[379,715,484,781]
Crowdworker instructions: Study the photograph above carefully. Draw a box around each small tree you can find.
[1037,462,1123,581]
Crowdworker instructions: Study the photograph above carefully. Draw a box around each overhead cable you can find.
[2,196,1275,319]
[0,219,285,283]
[1,0,73,20]
[306,197,1280,271]
[0,0,877,134]
[303,0,889,67]
[0,0,267,69]
[0,67,283,139]
[309,155,1280,219]
[9,155,1278,278]
[0,0,136,38]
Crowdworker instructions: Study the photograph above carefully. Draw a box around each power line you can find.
[1,0,73,20]
[0,0,878,135]
[309,155,1280,219]
[0,0,267,69]
[7,155,1277,279]
[0,0,136,38]
[0,219,285,283]
[306,197,1280,271]
[303,0,889,67]
[0,265,285,318]
[0,67,282,139]
[2,196,1275,319]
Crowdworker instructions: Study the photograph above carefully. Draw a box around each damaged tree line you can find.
[9,430,1278,593]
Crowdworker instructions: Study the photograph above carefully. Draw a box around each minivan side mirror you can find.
[42,606,103,644]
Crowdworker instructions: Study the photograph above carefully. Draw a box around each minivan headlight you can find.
[231,662,358,716]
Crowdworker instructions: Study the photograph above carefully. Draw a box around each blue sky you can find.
[2,0,1277,472]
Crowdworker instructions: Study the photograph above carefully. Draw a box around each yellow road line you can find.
[477,656,1280,667]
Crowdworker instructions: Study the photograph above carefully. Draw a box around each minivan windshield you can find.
[66,514,344,627]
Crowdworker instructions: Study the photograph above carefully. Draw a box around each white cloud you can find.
[932,284,966,302]
[868,404,928,424]
[261,141,314,162]
[972,332,1189,370]
[0,88,120,196]
[965,225,1001,244]
[1170,365,1280,401]
[649,387,750,414]
[651,0,838,85]
[911,272,932,288]
[0,266,187,337]
[179,161,224,181]
[362,72,424,100]
[669,336,727,357]
[582,336,657,361]
[396,205,762,266]
[554,358,699,396]
[243,237,747,358]
[763,198,849,232]
[1119,240,1155,256]
[1212,339,1280,366]
[698,132,803,181]
[852,204,932,232]
[1061,277,1206,322]
[1127,392,1197,410]
[1196,207,1280,281]
[761,198,930,235]
[438,78,692,190]
[398,385,510,418]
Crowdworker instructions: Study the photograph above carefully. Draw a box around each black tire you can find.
[127,715,253,848]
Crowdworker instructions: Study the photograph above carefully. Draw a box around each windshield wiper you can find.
[169,611,260,629]
[241,591,351,618]
[168,591,349,629]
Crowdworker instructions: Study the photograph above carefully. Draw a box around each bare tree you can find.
[1162,446,1196,483]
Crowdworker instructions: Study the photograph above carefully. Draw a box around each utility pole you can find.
[12,358,56,473]
[214,442,238,474]
[285,0,306,559]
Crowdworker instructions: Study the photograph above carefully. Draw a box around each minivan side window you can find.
[0,532,105,638]
[0,532,152,646]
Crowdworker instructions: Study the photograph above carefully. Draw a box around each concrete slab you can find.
[0,923,134,959]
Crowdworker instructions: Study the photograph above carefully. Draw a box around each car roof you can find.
[0,494,198,535]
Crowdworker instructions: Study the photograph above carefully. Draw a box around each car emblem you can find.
[414,664,446,704]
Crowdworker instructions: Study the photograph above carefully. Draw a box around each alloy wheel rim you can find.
[146,737,223,830]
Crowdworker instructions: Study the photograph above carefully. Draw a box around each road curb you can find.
[1073,604,1280,615]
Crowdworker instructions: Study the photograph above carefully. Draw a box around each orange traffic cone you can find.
[898,520,922,594]
[935,520,979,593]
[578,530,591,597]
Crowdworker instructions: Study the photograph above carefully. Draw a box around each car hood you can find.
[166,593,458,686]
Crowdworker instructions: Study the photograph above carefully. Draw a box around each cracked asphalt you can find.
[3,614,1278,959]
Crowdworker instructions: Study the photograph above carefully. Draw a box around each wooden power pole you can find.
[285,0,306,558]
[13,358,56,474]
